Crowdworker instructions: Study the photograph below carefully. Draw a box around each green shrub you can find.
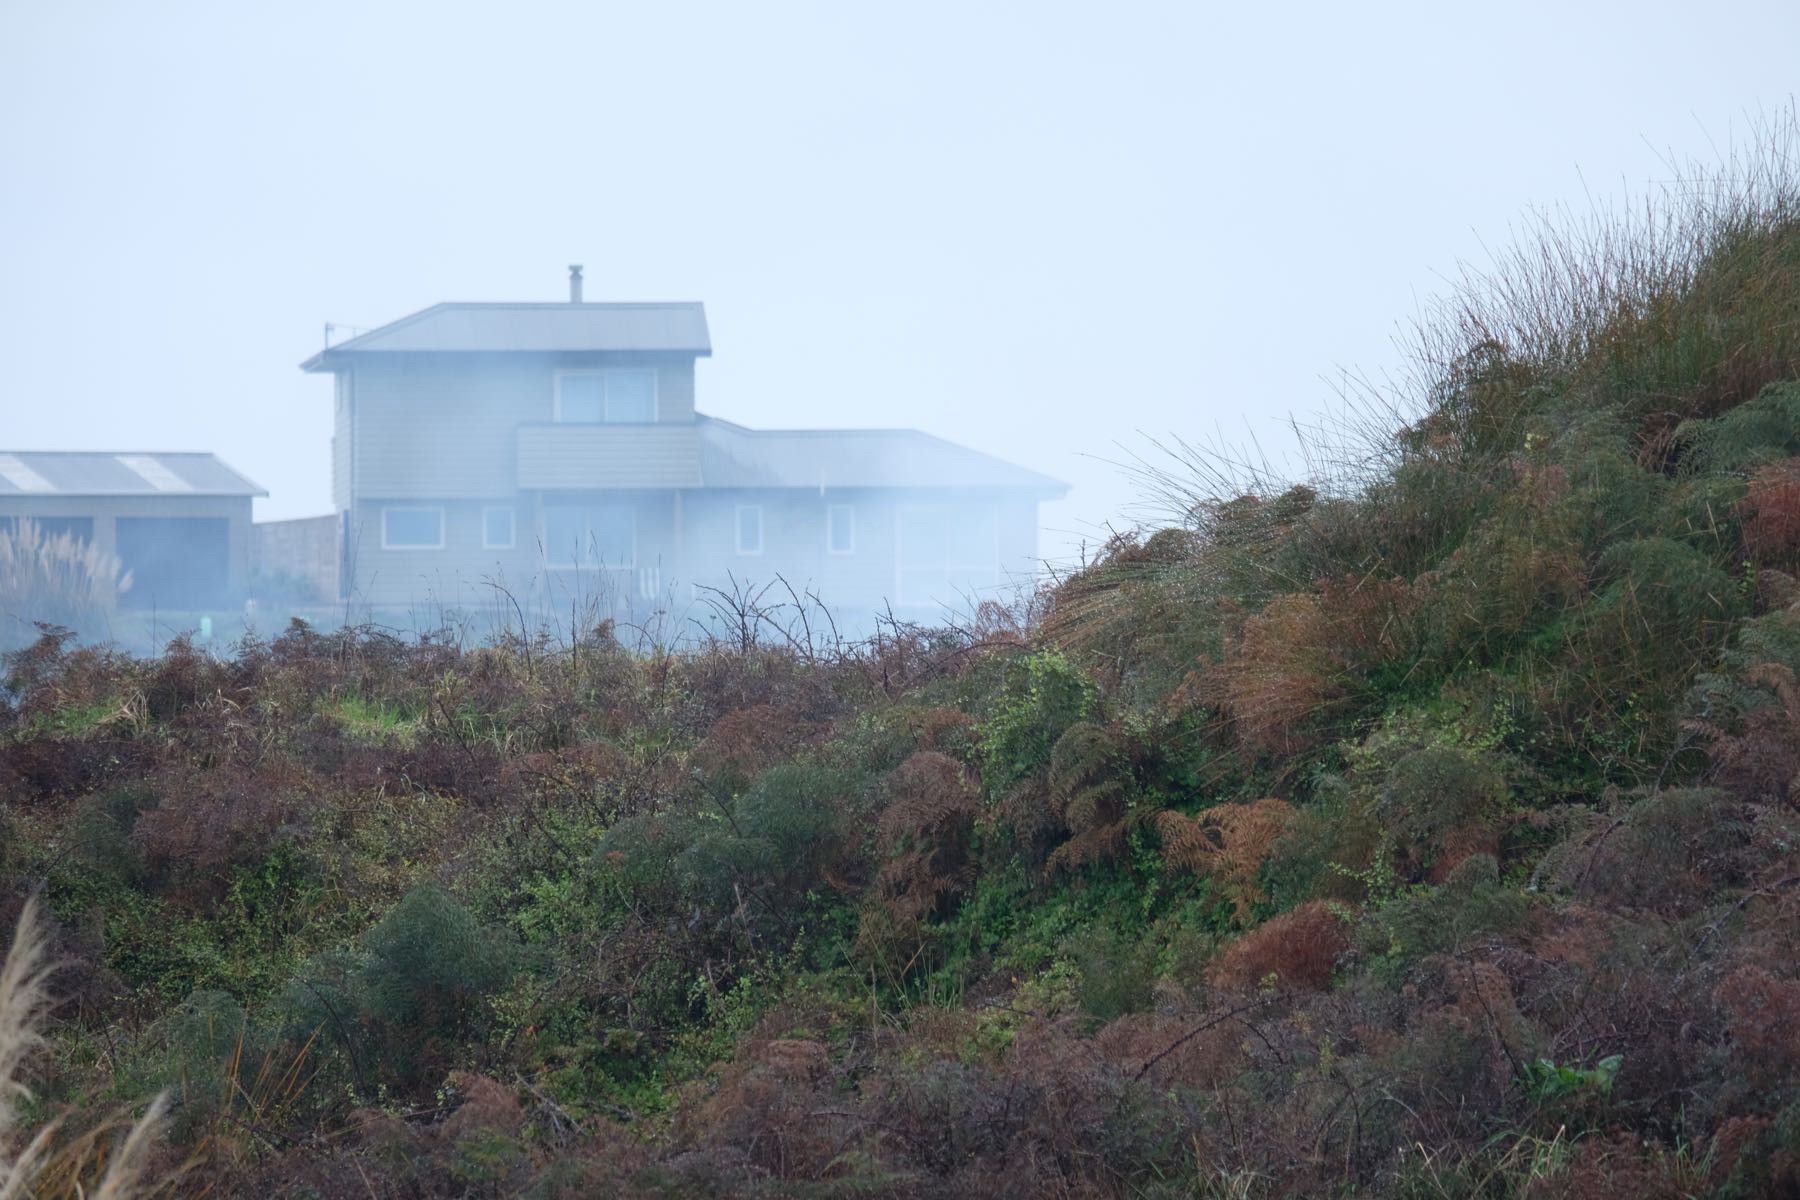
[360,883,513,1030]
[283,883,516,1093]
[1065,925,1156,1023]
[1356,854,1536,980]
[1377,744,1511,874]
[1673,380,1800,476]
[126,990,275,1140]
[979,649,1096,794]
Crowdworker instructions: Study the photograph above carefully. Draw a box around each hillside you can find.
[5,147,1800,1198]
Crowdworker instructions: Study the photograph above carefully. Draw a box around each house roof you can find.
[0,452,267,498]
[696,416,1067,495]
[301,302,711,369]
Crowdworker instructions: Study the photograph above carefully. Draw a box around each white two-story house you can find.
[301,269,1066,629]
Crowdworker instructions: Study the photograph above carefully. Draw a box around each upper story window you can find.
[382,506,445,550]
[827,504,855,555]
[555,369,657,423]
[735,504,764,555]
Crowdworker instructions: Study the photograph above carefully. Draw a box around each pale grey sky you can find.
[3,0,1796,564]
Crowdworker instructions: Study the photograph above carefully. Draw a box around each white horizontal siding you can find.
[352,356,697,500]
[517,425,702,489]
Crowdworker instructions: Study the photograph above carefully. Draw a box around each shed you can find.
[0,451,266,610]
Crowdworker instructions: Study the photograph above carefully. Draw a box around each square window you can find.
[382,507,444,550]
[827,504,854,555]
[482,505,515,550]
[606,370,656,422]
[736,504,763,555]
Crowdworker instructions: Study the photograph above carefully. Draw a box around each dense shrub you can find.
[283,883,516,1090]
[1207,900,1347,991]
[859,750,980,966]
[6,124,1800,1197]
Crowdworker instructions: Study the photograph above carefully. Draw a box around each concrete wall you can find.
[252,513,340,602]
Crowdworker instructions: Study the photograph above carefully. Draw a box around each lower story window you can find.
[544,502,635,568]
[896,504,999,605]
[827,503,854,555]
[482,505,515,550]
[382,506,444,550]
[735,504,763,555]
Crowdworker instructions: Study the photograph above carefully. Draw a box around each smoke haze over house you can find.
[2,0,1797,597]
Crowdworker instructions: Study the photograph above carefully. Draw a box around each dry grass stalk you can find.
[0,899,170,1200]
[1,896,56,1199]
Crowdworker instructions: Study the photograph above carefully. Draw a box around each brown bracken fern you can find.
[1155,797,1297,921]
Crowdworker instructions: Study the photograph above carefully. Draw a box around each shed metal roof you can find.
[695,417,1067,495]
[301,302,711,369]
[0,452,267,497]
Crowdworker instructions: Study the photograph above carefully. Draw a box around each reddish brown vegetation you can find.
[1740,456,1800,566]
[860,751,980,963]
[1207,900,1347,992]
[1156,797,1295,919]
[1208,578,1417,757]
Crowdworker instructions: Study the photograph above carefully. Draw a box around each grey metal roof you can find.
[301,302,710,369]
[0,452,267,497]
[695,417,1067,494]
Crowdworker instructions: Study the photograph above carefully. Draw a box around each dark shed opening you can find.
[116,517,230,610]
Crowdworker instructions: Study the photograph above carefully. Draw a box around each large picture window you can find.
[543,502,635,568]
[896,504,999,606]
[555,369,657,423]
[382,506,444,550]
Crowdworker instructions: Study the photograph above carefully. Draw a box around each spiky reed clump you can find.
[1,896,57,1198]
[0,898,171,1200]
[0,520,132,649]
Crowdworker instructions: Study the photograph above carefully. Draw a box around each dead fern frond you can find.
[1690,661,1800,805]
[860,752,982,966]
[1156,798,1297,920]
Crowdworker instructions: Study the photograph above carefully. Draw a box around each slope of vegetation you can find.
[7,135,1800,1197]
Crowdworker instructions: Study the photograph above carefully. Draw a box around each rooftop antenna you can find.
[569,264,584,304]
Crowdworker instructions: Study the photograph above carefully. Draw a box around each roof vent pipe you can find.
[568,264,584,303]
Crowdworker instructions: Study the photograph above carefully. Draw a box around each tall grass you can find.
[0,898,54,1200]
[0,898,169,1200]
[1049,107,1800,740]
[0,520,132,650]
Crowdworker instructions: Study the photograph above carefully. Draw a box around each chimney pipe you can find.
[568,264,584,304]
